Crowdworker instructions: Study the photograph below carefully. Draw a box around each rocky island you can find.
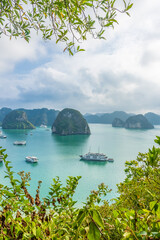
[52,108,91,135]
[112,118,125,128]
[2,110,35,129]
[124,114,154,129]
[112,114,154,129]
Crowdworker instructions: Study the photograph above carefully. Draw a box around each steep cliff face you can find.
[2,110,35,129]
[124,114,154,129]
[18,108,59,126]
[52,108,91,135]
[112,118,125,128]
[0,108,12,125]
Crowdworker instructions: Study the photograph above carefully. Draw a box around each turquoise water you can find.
[0,124,160,205]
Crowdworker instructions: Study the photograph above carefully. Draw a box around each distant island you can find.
[112,114,154,129]
[0,107,160,127]
[84,111,133,124]
[112,118,125,128]
[0,108,59,127]
[2,110,35,129]
[52,108,91,136]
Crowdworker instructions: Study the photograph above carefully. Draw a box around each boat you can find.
[13,141,26,145]
[40,124,47,128]
[0,155,3,162]
[25,156,38,163]
[80,152,114,162]
[107,158,114,162]
[0,135,7,139]
[80,152,108,162]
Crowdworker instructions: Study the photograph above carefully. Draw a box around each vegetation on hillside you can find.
[124,114,154,129]
[0,136,160,239]
[52,108,90,135]
[2,110,35,129]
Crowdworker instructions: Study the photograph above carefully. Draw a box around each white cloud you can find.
[0,0,160,114]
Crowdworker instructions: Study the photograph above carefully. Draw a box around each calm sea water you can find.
[0,124,160,205]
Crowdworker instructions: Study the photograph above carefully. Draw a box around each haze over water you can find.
[0,124,159,205]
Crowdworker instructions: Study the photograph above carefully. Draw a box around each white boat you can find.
[80,152,108,162]
[25,156,38,163]
[13,141,26,145]
[0,155,3,162]
[0,135,7,139]
[40,124,47,128]
[80,152,114,162]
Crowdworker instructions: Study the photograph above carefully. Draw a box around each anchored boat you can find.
[13,141,26,145]
[25,156,38,163]
[80,152,114,162]
[0,135,7,139]
[0,155,3,162]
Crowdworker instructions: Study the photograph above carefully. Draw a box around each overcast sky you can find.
[0,0,160,114]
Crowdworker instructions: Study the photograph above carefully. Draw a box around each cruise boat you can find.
[25,156,38,163]
[80,152,114,162]
[13,141,26,145]
[80,152,108,162]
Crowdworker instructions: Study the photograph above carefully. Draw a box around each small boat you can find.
[0,155,3,162]
[80,152,108,162]
[13,141,26,145]
[25,156,38,163]
[107,158,114,162]
[0,135,7,139]
[40,124,47,128]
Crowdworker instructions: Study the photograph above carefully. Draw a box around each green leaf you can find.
[87,222,100,240]
[139,231,147,236]
[150,201,157,211]
[126,3,133,11]
[76,209,86,227]
[92,209,104,229]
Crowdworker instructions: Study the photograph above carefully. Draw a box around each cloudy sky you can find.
[0,0,160,114]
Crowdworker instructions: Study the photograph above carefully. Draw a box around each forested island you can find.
[1,108,160,128]
[2,110,35,129]
[52,108,91,135]
[112,114,154,129]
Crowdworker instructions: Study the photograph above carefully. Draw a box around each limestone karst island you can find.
[52,108,91,136]
[112,114,154,129]
[2,110,35,129]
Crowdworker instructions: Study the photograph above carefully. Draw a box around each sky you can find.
[0,0,160,114]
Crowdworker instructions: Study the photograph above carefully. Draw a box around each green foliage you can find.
[1,136,160,239]
[0,0,133,54]
[2,110,35,129]
[52,108,90,135]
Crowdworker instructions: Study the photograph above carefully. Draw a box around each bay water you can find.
[0,124,160,205]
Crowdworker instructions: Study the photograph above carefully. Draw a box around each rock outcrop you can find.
[124,114,154,129]
[112,118,125,128]
[2,110,35,129]
[52,108,91,135]
[18,108,59,126]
